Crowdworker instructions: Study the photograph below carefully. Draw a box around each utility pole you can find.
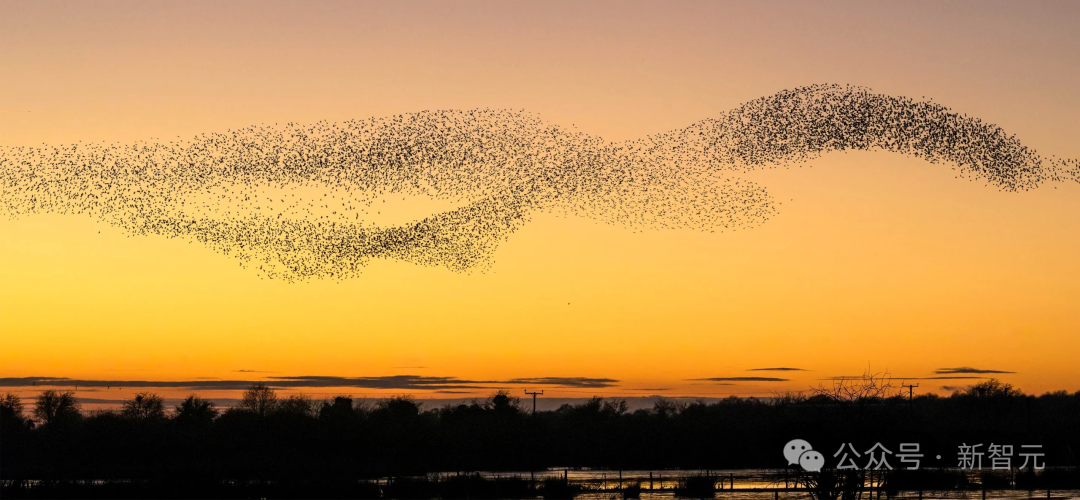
[902,383,919,403]
[524,389,543,414]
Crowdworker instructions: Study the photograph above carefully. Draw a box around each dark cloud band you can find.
[934,366,1015,375]
[690,377,790,382]
[0,375,620,391]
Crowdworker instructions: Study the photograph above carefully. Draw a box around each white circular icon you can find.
[799,450,825,472]
[783,439,813,465]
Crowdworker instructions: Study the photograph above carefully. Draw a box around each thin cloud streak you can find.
[690,377,790,382]
[503,377,619,388]
[919,376,993,380]
[934,367,1015,375]
[819,375,990,381]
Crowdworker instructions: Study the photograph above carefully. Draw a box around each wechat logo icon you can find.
[784,439,824,472]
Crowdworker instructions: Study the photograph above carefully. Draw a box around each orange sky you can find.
[1,1,1078,403]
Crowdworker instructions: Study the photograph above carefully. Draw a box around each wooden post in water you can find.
[730,473,734,490]
[649,472,653,490]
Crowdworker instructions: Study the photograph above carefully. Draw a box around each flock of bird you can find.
[1,84,1076,281]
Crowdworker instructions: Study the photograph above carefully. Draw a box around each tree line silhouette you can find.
[2,380,1078,484]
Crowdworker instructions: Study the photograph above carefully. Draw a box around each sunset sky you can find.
[1,1,1078,404]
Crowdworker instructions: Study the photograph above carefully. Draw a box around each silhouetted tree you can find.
[121,392,166,420]
[811,366,899,403]
[377,395,421,419]
[0,393,24,422]
[958,378,1023,398]
[174,394,218,424]
[319,396,356,419]
[485,390,523,414]
[652,397,684,417]
[32,390,80,425]
[238,383,277,416]
[277,393,316,417]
